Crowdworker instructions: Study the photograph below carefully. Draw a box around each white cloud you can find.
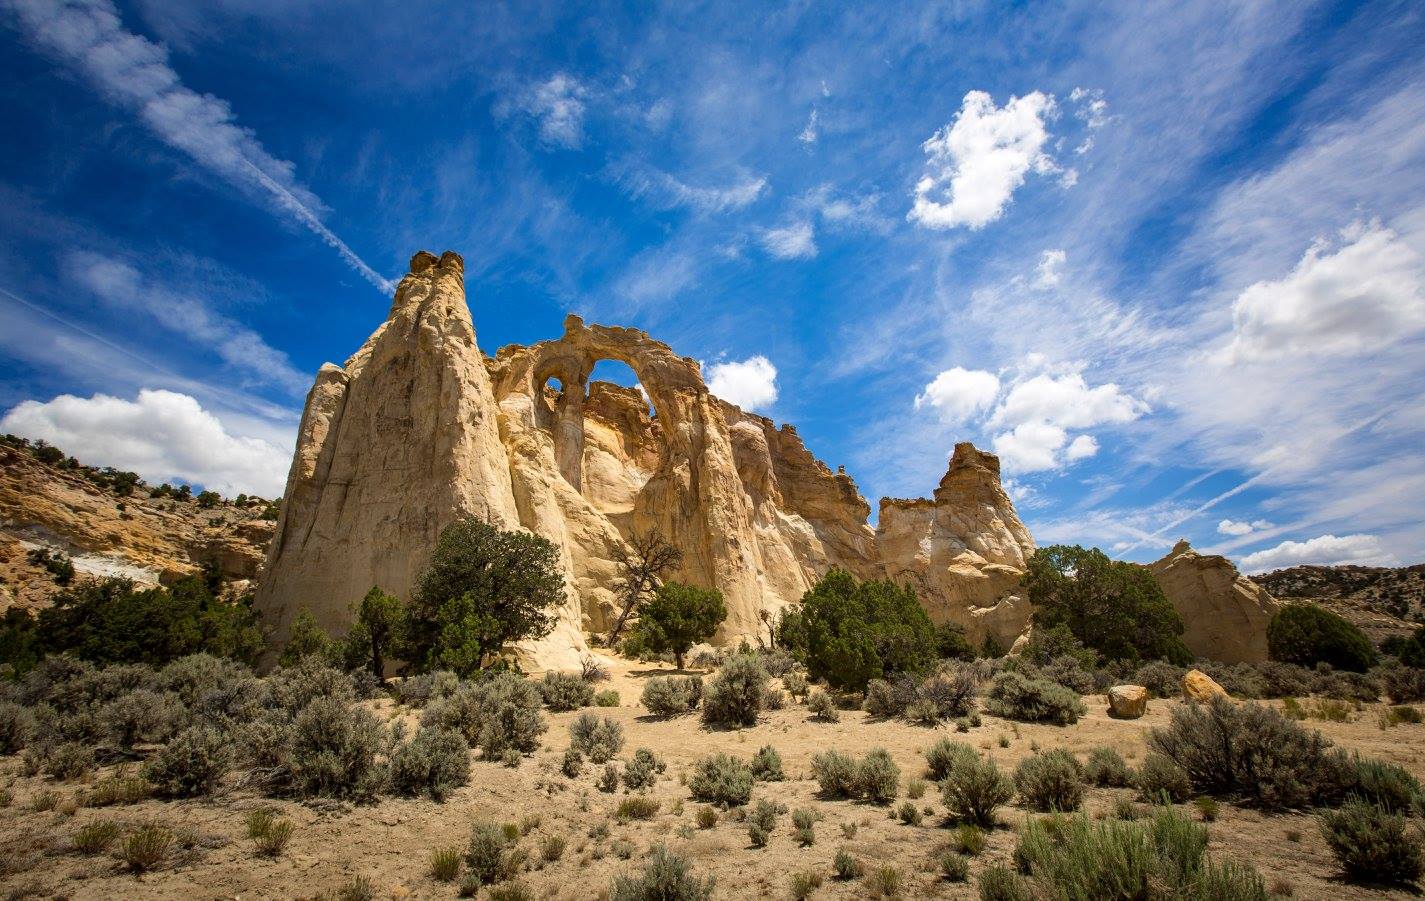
[4,0,390,292]
[986,368,1148,472]
[1033,249,1066,288]
[760,221,818,259]
[1069,87,1110,128]
[1239,533,1399,574]
[908,90,1058,230]
[618,166,767,213]
[913,367,1000,424]
[523,74,587,148]
[1219,221,1425,363]
[992,421,1068,472]
[1217,518,1274,536]
[0,389,290,497]
[798,108,818,145]
[706,355,778,412]
[1065,434,1098,461]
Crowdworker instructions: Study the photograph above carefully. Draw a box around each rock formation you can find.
[1148,540,1280,663]
[1107,684,1148,719]
[1182,668,1228,701]
[876,443,1036,650]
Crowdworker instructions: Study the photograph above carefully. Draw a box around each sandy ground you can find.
[2,658,1423,900]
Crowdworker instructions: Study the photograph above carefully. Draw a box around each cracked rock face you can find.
[255,251,1040,668]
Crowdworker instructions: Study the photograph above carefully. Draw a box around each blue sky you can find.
[1,0,1423,574]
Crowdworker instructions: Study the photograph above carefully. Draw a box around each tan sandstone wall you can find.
[1149,539,1280,663]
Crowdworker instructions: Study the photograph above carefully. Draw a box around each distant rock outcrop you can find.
[1148,540,1279,663]
[877,443,1036,650]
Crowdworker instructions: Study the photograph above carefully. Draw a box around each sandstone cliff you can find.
[255,251,1034,668]
[1148,539,1279,663]
[877,443,1036,650]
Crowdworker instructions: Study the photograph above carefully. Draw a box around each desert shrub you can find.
[423,673,546,759]
[278,697,387,800]
[1079,746,1128,787]
[1133,660,1187,698]
[1197,662,1269,699]
[940,850,969,881]
[466,821,521,884]
[749,744,784,781]
[0,701,35,754]
[1269,604,1377,672]
[609,844,715,900]
[42,740,96,780]
[897,800,922,825]
[253,819,295,856]
[122,824,173,872]
[983,671,1085,725]
[747,799,777,846]
[262,658,358,715]
[640,676,701,716]
[978,864,1031,900]
[391,670,460,707]
[1315,668,1380,703]
[785,568,937,691]
[430,846,463,882]
[1249,661,1314,698]
[1014,749,1085,812]
[863,677,912,718]
[1148,697,1353,808]
[99,689,183,751]
[783,671,809,698]
[595,689,620,706]
[688,753,753,806]
[1194,797,1219,821]
[833,848,863,880]
[811,750,859,798]
[866,865,902,898]
[405,519,564,675]
[540,833,566,862]
[790,870,822,899]
[142,725,231,797]
[695,805,718,828]
[1320,800,1422,885]
[73,820,122,854]
[539,671,593,711]
[83,773,151,806]
[622,747,664,790]
[940,753,1013,826]
[1135,753,1192,803]
[954,823,987,855]
[856,748,900,804]
[598,762,620,792]
[917,666,978,719]
[555,748,582,779]
[1351,757,1424,814]
[617,795,660,821]
[568,712,624,762]
[501,748,521,767]
[925,737,978,781]
[1025,545,1192,664]
[702,654,768,727]
[761,686,786,709]
[1381,664,1425,704]
[388,727,471,800]
[628,582,727,670]
[807,690,839,721]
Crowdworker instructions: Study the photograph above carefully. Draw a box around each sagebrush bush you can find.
[1382,665,1425,705]
[391,670,460,707]
[569,712,624,763]
[1148,697,1352,808]
[747,799,777,847]
[279,697,387,800]
[783,671,809,698]
[1320,800,1422,885]
[978,864,1032,901]
[99,689,183,750]
[142,726,231,797]
[622,747,663,790]
[807,691,839,722]
[761,687,786,710]
[640,676,702,717]
[1351,757,1424,814]
[833,848,863,880]
[42,740,96,780]
[940,850,969,882]
[539,672,594,711]
[73,819,121,855]
[561,747,583,778]
[856,748,900,804]
[617,795,660,821]
[897,800,922,825]
[925,737,977,781]
[609,844,715,900]
[1133,661,1187,698]
[811,750,859,799]
[1083,746,1131,787]
[421,673,546,759]
[940,753,1012,827]
[466,821,521,884]
[595,689,620,707]
[862,677,913,718]
[0,701,35,754]
[598,762,620,792]
[695,805,718,828]
[688,753,753,807]
[983,671,1085,725]
[1015,749,1085,812]
[123,824,173,872]
[253,819,295,856]
[750,744,784,781]
[701,654,768,727]
[429,845,463,882]
[1135,753,1192,803]
[388,727,471,800]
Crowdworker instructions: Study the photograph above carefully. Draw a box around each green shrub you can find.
[278,697,387,800]
[99,689,182,750]
[598,762,620,793]
[622,747,663,790]
[747,799,777,847]
[897,800,922,825]
[539,672,594,711]
[1014,749,1085,812]
[863,676,912,718]
[811,750,859,799]
[940,850,969,882]
[465,821,520,884]
[1268,604,1377,672]
[629,582,727,671]
[569,712,624,763]
[750,744,784,781]
[0,701,35,754]
[702,654,768,727]
[42,740,96,780]
[609,844,715,900]
[695,805,717,828]
[1135,754,1191,803]
[1382,666,1425,704]
[1083,746,1130,787]
[1133,661,1187,699]
[688,753,753,806]
[1351,757,1424,814]
[640,676,701,717]
[925,737,978,781]
[1193,797,1219,822]
[833,848,863,879]
[789,870,822,899]
[807,690,839,722]
[1148,697,1353,808]
[73,820,121,855]
[421,673,546,759]
[254,819,295,856]
[914,667,978,721]
[1320,800,1422,885]
[122,824,173,872]
[954,823,987,855]
[595,689,620,707]
[429,846,463,882]
[143,725,231,797]
[978,864,1032,900]
[388,727,471,800]
[540,833,566,862]
[391,670,459,707]
[865,865,902,898]
[560,747,583,778]
[616,795,660,821]
[856,748,900,804]
[983,671,1085,725]
[941,753,1013,827]
[787,569,937,691]
[783,671,809,698]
